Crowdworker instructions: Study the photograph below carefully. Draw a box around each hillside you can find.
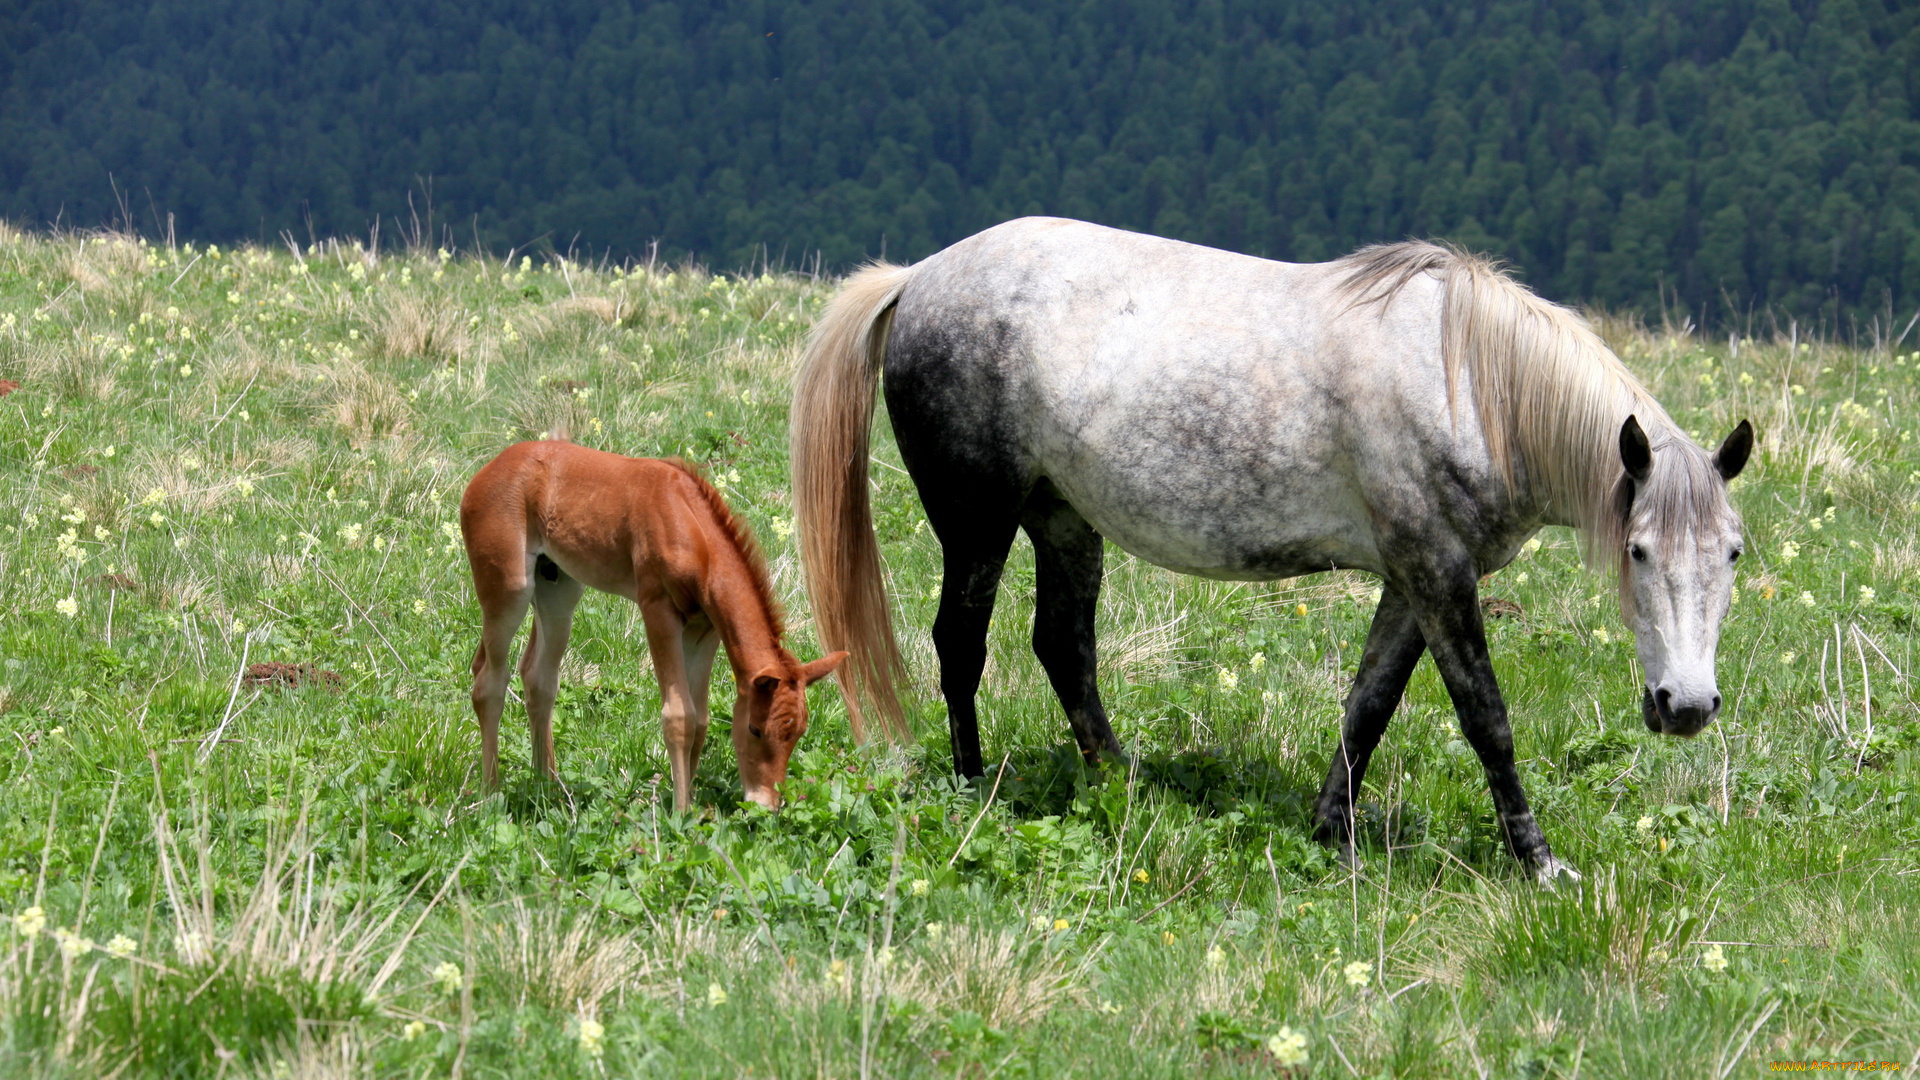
[3,0,1918,322]
[0,223,1915,1074]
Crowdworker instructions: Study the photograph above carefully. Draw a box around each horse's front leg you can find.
[1400,558,1577,882]
[639,601,702,813]
[1312,587,1427,866]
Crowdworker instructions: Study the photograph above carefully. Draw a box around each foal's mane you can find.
[1335,242,1724,568]
[664,458,787,642]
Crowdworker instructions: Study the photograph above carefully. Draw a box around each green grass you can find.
[0,222,1915,1077]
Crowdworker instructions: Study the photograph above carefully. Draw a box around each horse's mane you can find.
[1335,241,1724,571]
[664,458,787,642]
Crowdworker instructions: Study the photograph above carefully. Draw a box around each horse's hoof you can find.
[1533,855,1581,886]
[1333,844,1365,874]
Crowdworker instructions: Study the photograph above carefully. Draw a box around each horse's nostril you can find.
[1711,694,1722,714]
[1654,687,1672,718]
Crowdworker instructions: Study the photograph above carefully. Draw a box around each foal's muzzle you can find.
[1642,685,1721,737]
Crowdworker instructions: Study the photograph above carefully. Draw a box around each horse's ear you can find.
[1619,415,1652,485]
[751,668,784,694]
[1713,419,1753,482]
[800,651,849,686]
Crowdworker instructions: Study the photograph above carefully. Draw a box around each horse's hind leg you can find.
[1312,588,1426,863]
[519,556,585,781]
[930,514,1020,779]
[1022,483,1123,765]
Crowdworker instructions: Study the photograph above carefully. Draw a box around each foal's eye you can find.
[1629,544,1646,563]
[748,725,764,740]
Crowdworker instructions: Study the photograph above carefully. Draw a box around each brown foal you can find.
[460,441,847,810]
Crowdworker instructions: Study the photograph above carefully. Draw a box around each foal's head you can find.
[732,651,850,808]
[1614,416,1753,738]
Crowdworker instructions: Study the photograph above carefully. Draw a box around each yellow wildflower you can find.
[577,1016,605,1058]
[13,907,47,937]
[53,927,94,958]
[1266,1027,1309,1066]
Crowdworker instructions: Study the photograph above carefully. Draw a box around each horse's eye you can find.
[1629,544,1646,563]
[748,725,764,740]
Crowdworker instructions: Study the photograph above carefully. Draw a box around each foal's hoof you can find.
[1532,855,1582,886]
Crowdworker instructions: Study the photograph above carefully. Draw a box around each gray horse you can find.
[791,217,1750,880]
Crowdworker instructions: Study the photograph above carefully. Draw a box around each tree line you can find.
[3,0,1916,325]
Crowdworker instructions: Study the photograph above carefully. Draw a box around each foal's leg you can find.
[930,516,1021,780]
[1396,554,1575,881]
[519,557,585,781]
[638,600,702,812]
[1022,484,1123,765]
[469,553,533,792]
[679,615,722,791]
[1311,588,1427,864]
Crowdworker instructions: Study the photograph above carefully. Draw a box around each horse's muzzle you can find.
[1643,685,1720,737]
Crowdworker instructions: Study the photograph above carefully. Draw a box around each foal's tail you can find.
[790,262,917,743]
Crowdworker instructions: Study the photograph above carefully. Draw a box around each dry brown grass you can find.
[233,1027,370,1080]
[307,360,412,447]
[374,294,473,363]
[551,295,620,325]
[475,895,656,1014]
[1875,535,1920,583]
[1098,562,1194,683]
[13,332,121,403]
[154,808,453,1008]
[884,925,1086,1028]
[53,233,151,296]
[130,449,232,514]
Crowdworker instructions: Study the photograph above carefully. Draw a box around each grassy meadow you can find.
[0,222,1915,1077]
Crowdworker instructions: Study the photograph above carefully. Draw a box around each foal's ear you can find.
[1619,415,1652,485]
[1713,419,1753,482]
[751,668,784,694]
[799,651,850,686]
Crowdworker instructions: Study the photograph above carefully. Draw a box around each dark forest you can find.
[3,0,1917,323]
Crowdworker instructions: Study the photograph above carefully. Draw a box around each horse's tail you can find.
[790,261,916,743]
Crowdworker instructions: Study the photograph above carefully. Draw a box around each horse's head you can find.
[1616,416,1753,737]
[732,651,850,807]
